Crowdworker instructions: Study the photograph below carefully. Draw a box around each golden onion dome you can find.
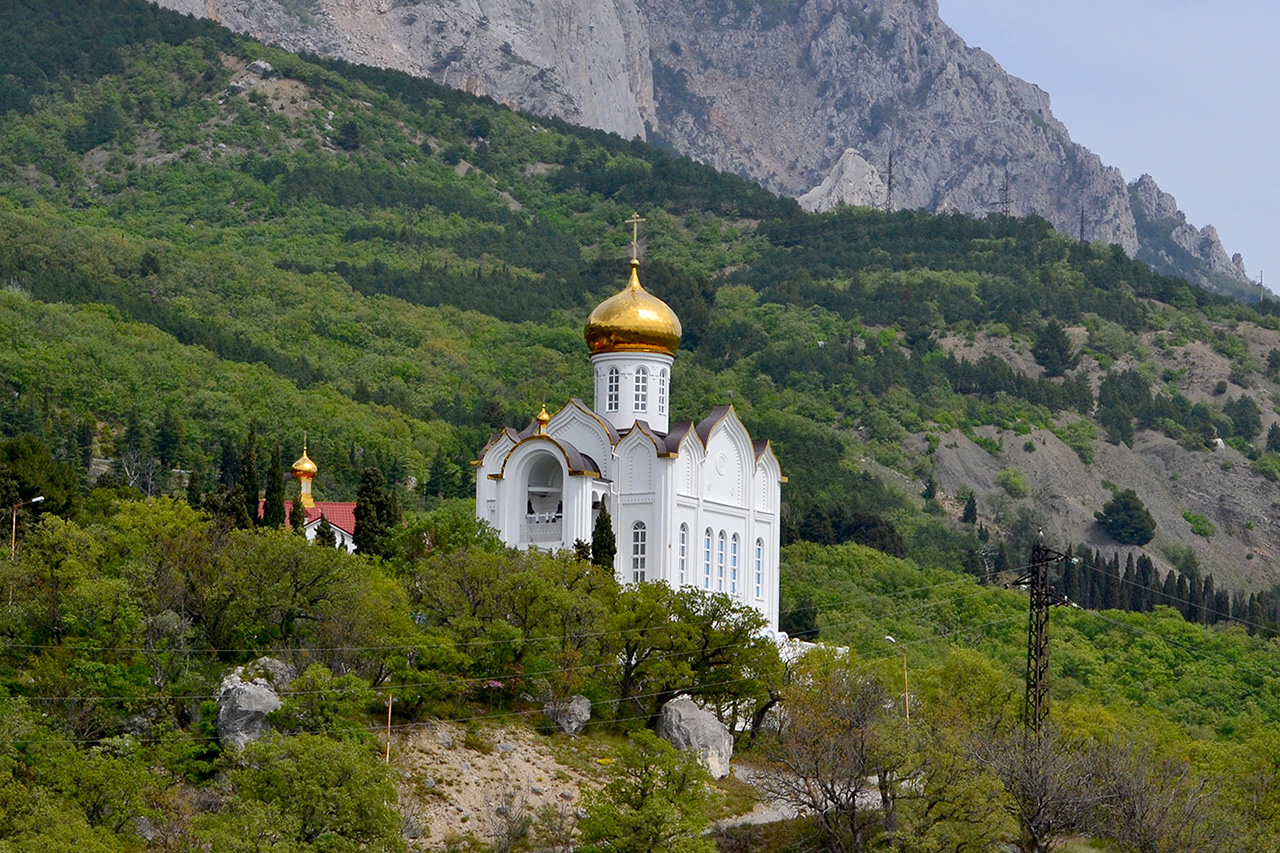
[584,259,682,356]
[292,448,318,478]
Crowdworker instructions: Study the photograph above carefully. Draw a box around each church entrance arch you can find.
[522,452,564,543]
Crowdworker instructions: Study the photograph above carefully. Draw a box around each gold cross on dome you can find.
[625,212,646,261]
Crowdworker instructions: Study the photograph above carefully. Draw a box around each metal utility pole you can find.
[1009,533,1074,736]
[1079,207,1086,242]
[999,168,1012,217]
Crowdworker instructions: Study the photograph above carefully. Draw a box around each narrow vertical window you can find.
[657,369,668,416]
[703,528,713,589]
[606,367,619,413]
[631,521,646,583]
[634,366,648,413]
[717,531,726,592]
[679,523,688,586]
[755,538,764,600]
[731,534,740,596]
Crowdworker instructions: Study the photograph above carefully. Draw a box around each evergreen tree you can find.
[1061,556,1080,604]
[239,424,260,525]
[591,504,616,569]
[1267,422,1280,453]
[1160,570,1179,610]
[1032,320,1079,377]
[185,466,203,509]
[154,405,184,468]
[1095,489,1156,545]
[1122,554,1138,611]
[354,467,393,557]
[1176,574,1191,620]
[962,492,977,524]
[315,514,338,548]
[289,483,307,536]
[1104,554,1122,611]
[1136,554,1156,612]
[1188,575,1203,624]
[921,475,936,500]
[261,443,286,529]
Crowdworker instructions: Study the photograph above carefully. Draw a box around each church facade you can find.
[473,256,784,632]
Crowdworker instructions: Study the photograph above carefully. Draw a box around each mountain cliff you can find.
[153,0,1249,295]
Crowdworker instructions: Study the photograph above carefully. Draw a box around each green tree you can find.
[578,728,715,853]
[1267,423,1280,453]
[289,484,307,535]
[315,514,338,548]
[261,443,286,529]
[962,492,978,524]
[592,504,616,568]
[354,467,394,557]
[1095,489,1156,546]
[235,425,259,529]
[1223,395,1263,440]
[1032,320,1079,377]
[195,734,403,852]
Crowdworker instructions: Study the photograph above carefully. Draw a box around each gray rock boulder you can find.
[655,696,732,779]
[215,657,293,750]
[543,695,592,735]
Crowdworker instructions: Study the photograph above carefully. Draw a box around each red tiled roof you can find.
[259,499,356,535]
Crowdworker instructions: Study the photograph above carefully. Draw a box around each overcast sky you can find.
[937,0,1280,294]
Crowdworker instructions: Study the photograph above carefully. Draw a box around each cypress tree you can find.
[289,483,307,536]
[1104,553,1122,611]
[239,424,260,525]
[315,514,337,548]
[1176,574,1191,620]
[261,443,286,528]
[1202,574,1216,624]
[962,492,977,524]
[354,467,391,557]
[1122,555,1138,612]
[1160,570,1179,610]
[591,504,616,569]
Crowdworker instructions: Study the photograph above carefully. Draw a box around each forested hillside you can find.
[5,2,1280,850]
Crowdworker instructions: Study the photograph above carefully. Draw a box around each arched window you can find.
[657,369,668,416]
[716,531,726,592]
[754,538,764,600]
[678,523,688,586]
[703,528,713,589]
[730,534,740,596]
[634,366,648,412]
[606,367,620,412]
[631,521,646,583]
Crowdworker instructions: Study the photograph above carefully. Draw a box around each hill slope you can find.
[150,0,1253,296]
[4,0,1280,599]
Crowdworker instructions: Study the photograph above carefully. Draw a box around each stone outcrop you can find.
[153,0,1248,292]
[656,696,732,779]
[1131,174,1250,289]
[543,695,592,735]
[798,147,888,213]
[214,657,295,749]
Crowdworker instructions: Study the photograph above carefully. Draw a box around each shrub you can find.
[1182,511,1216,538]
[996,468,1030,498]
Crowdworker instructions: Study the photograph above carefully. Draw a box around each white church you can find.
[474,233,784,632]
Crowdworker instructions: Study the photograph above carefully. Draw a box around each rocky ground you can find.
[928,325,1280,591]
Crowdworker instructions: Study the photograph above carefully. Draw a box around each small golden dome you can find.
[292,448,318,477]
[584,259,682,356]
[535,404,551,433]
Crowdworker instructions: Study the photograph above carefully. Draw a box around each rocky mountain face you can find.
[155,0,1249,294]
